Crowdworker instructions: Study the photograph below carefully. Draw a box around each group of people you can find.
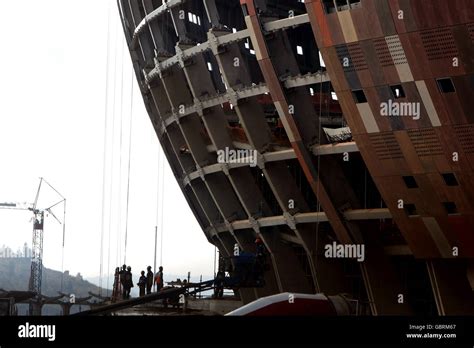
[113,265,164,300]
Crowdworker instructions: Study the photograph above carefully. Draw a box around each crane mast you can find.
[0,178,65,316]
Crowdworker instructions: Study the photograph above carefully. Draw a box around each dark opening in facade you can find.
[352,89,367,103]
[443,202,458,215]
[404,203,418,216]
[403,176,418,189]
[442,173,459,186]
[437,78,455,93]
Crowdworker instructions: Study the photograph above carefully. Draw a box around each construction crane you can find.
[0,177,66,316]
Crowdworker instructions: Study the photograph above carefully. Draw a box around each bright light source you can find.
[331,92,338,100]
[297,45,304,55]
[319,51,326,67]
[188,12,193,22]
[250,49,255,55]
[207,62,213,71]
[309,88,314,96]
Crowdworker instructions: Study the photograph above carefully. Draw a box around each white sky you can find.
[0,0,215,286]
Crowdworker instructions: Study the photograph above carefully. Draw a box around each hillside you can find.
[0,257,106,297]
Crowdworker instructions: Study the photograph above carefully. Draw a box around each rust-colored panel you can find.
[368,86,396,132]
[455,26,474,74]
[453,75,474,124]
[239,0,256,16]
[326,11,346,46]
[375,177,441,257]
[372,0,397,36]
[365,40,389,87]
[324,46,349,91]
[424,78,451,125]
[402,82,433,129]
[388,0,417,33]
[458,0,474,23]
[421,27,462,79]
[398,33,425,81]
[336,91,367,135]
[354,133,385,177]
[440,86,470,125]
[382,63,405,87]
[434,0,457,27]
[403,32,433,80]
[394,130,425,174]
[355,40,376,88]
[431,127,460,173]
[305,0,334,47]
[410,0,439,31]
[448,216,474,257]
[350,0,383,41]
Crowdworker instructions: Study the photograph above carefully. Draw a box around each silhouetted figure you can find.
[146,266,153,294]
[119,264,127,300]
[123,266,133,299]
[138,271,147,297]
[154,266,164,291]
[112,267,121,302]
[214,270,225,299]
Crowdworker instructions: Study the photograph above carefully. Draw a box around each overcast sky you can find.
[0,0,215,287]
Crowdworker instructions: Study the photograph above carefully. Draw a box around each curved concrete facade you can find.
[118,0,474,315]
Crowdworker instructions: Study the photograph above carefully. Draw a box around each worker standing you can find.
[119,264,127,300]
[137,271,147,297]
[146,266,153,294]
[123,266,134,299]
[155,266,164,291]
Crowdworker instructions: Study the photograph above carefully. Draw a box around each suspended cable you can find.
[99,3,112,296]
[124,69,135,265]
[159,153,165,267]
[60,199,66,293]
[155,140,161,269]
[213,245,217,278]
[106,15,120,296]
[117,32,126,268]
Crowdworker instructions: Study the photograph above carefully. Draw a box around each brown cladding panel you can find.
[350,0,383,41]
[388,0,417,33]
[439,83,471,125]
[373,38,404,85]
[366,40,389,87]
[453,75,474,124]
[322,47,347,91]
[405,32,436,80]
[375,176,441,257]
[372,0,397,36]
[448,216,474,257]
[456,25,474,74]
[420,27,462,79]
[326,12,346,46]
[403,82,433,129]
[410,0,439,31]
[369,86,400,132]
